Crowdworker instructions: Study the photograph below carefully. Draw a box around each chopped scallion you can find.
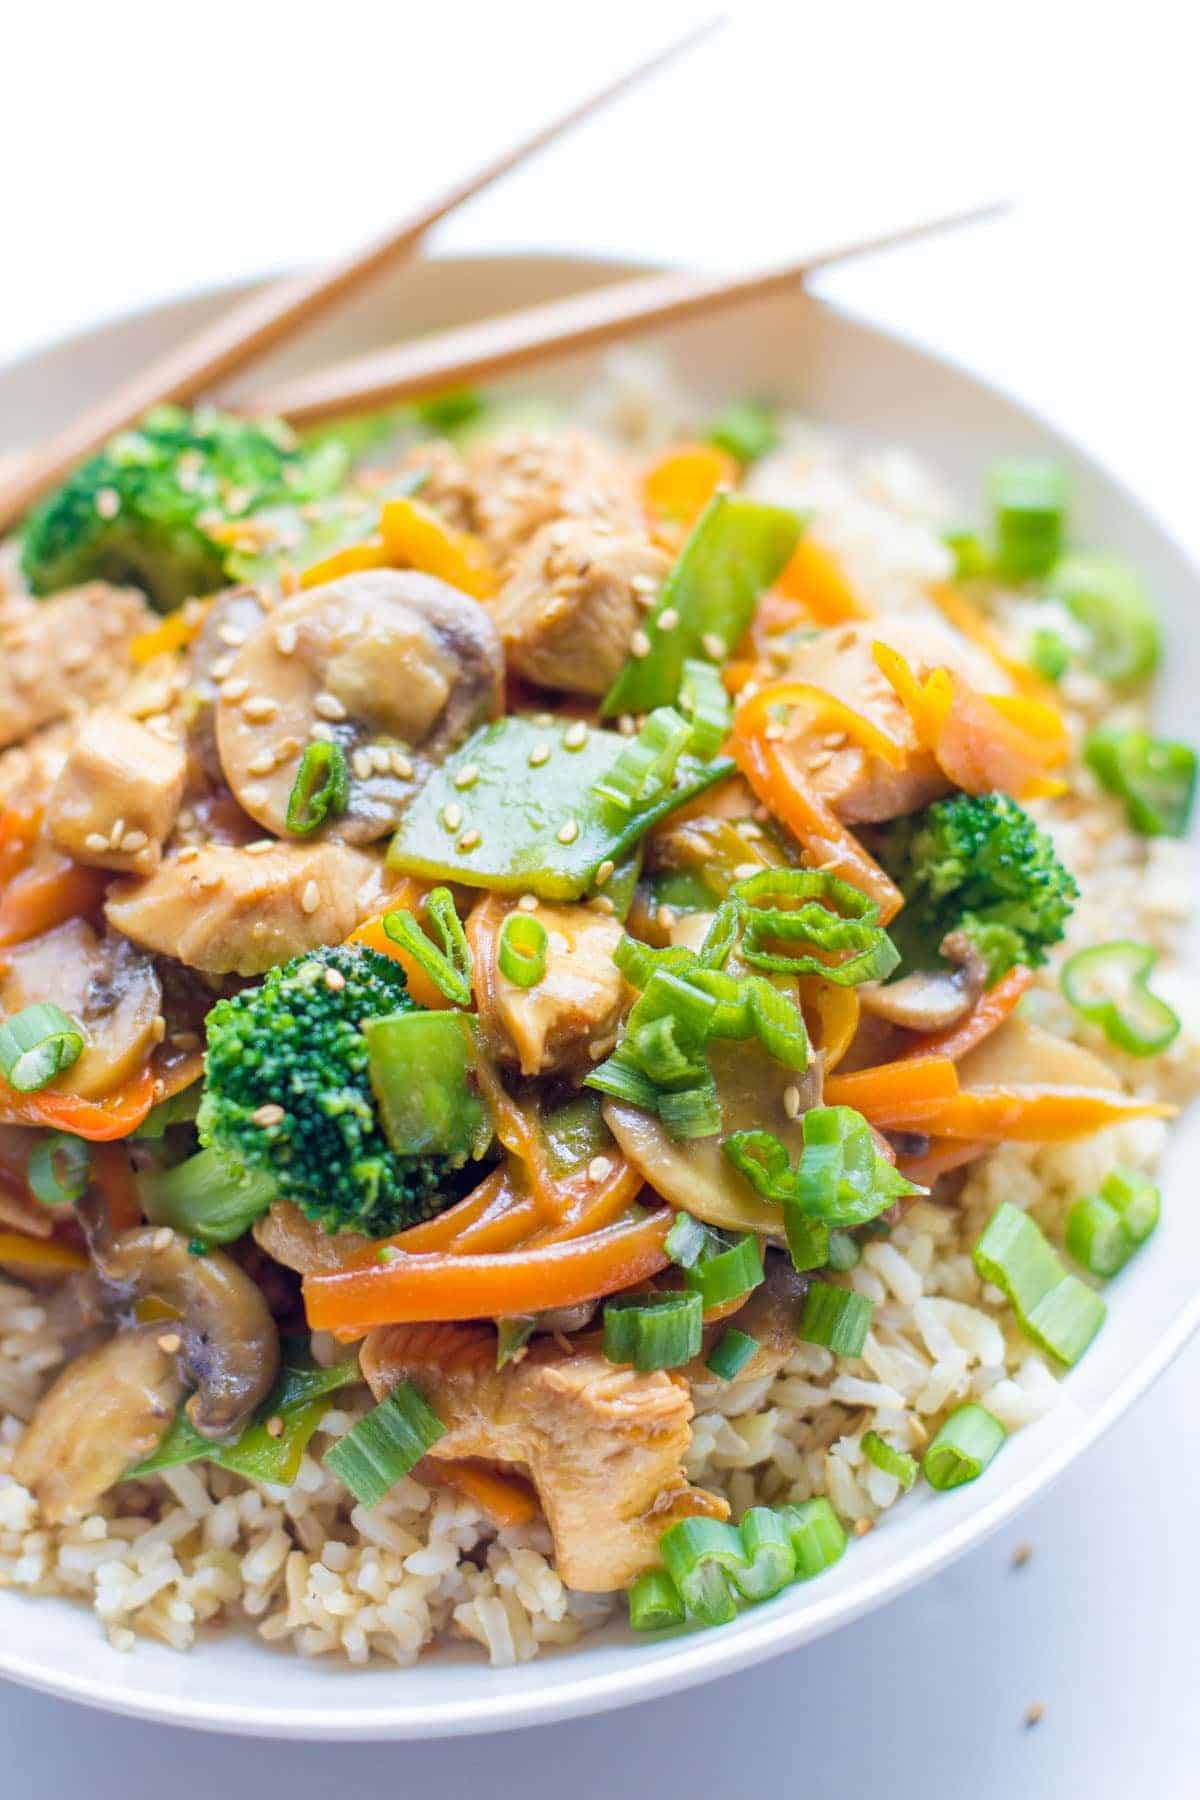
[798,1280,873,1357]
[973,1202,1105,1365]
[861,1430,917,1492]
[0,1003,84,1093]
[383,886,473,1007]
[603,1290,703,1371]
[731,1506,796,1601]
[664,1210,714,1269]
[922,1403,1005,1491]
[659,1516,744,1626]
[705,1327,759,1381]
[684,1233,764,1309]
[990,458,1067,581]
[285,740,349,835]
[323,1381,446,1507]
[825,1229,861,1272]
[26,1132,90,1206]
[628,1567,686,1632]
[497,911,548,988]
[776,1496,848,1579]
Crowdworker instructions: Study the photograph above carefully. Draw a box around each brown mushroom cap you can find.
[214,569,503,844]
[0,919,162,1099]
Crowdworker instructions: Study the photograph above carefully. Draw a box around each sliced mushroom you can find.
[604,1039,822,1237]
[11,1328,184,1523]
[957,1015,1120,1091]
[214,569,503,843]
[84,1216,280,1439]
[184,585,269,780]
[0,919,162,1099]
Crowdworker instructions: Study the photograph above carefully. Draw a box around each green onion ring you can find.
[497,912,549,989]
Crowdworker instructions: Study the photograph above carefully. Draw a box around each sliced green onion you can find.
[1027,626,1070,683]
[664,1210,715,1269]
[784,1214,831,1273]
[684,1233,764,1309]
[1065,1167,1160,1279]
[659,1516,744,1626]
[973,1201,1106,1365]
[628,1567,686,1632]
[1051,552,1159,683]
[0,1003,84,1093]
[1060,940,1180,1056]
[323,1380,446,1507]
[705,1327,759,1381]
[776,1497,848,1579]
[497,912,548,988]
[495,1316,536,1368]
[135,1145,277,1245]
[825,1229,861,1272]
[656,1078,722,1141]
[943,526,992,582]
[1085,728,1195,836]
[1100,1165,1160,1243]
[365,1009,489,1161]
[594,706,694,815]
[707,399,778,466]
[285,740,349,835]
[26,1132,90,1206]
[731,867,900,987]
[678,657,732,760]
[990,459,1067,581]
[922,1403,1006,1491]
[861,1430,918,1492]
[603,1290,703,1371]
[798,1280,873,1357]
[383,885,473,1007]
[731,1506,796,1601]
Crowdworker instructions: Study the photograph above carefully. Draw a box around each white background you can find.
[3,2,1200,1792]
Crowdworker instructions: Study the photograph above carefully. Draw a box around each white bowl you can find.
[1,254,1198,1740]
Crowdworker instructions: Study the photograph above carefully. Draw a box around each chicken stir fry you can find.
[0,389,1184,1657]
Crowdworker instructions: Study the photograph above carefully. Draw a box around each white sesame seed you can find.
[220,676,250,703]
[156,1332,182,1355]
[657,906,677,931]
[84,832,110,854]
[740,822,764,840]
[517,893,539,912]
[733,862,761,880]
[309,722,335,742]
[95,486,120,520]
[587,1155,614,1184]
[300,880,321,915]
[352,750,372,780]
[252,1102,286,1129]
[595,859,615,887]
[244,839,275,856]
[274,623,298,655]
[701,632,727,660]
[242,695,278,724]
[528,742,552,768]
[246,748,276,776]
[391,751,414,779]
[324,967,347,992]
[556,818,580,845]
[109,818,126,848]
[563,721,589,750]
[314,691,347,722]
[211,654,235,681]
[454,763,480,790]
[150,1013,166,1043]
[217,624,246,648]
[441,802,464,832]
[152,1227,174,1252]
[783,1084,802,1119]
[458,829,481,852]
[590,894,615,914]
[764,721,785,742]
[657,608,679,632]
[630,629,652,659]
[369,745,391,774]
[176,845,200,863]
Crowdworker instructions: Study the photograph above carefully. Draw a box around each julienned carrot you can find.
[734,680,907,770]
[128,601,210,666]
[299,538,391,588]
[0,1231,89,1274]
[0,809,40,885]
[857,1086,1173,1142]
[903,966,1034,1064]
[824,1055,961,1114]
[386,1166,512,1255]
[348,881,448,1010]
[642,443,739,525]
[776,537,871,623]
[0,1065,156,1140]
[438,1462,538,1528]
[303,1208,673,1331]
[895,1137,990,1187]
[528,1159,643,1246]
[0,857,107,949]
[91,1141,143,1232]
[729,725,903,922]
[929,583,1052,699]
[380,495,498,600]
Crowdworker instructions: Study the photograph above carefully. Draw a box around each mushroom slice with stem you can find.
[11,1328,184,1524]
[858,931,990,1034]
[215,569,504,844]
[0,919,162,1099]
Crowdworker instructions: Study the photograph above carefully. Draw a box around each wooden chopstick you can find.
[0,18,722,537]
[237,200,1007,425]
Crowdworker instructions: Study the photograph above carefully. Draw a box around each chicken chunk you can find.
[0,583,155,750]
[45,708,186,876]
[361,1324,728,1591]
[779,618,1010,824]
[492,520,670,695]
[105,840,388,976]
[464,430,644,573]
[485,902,630,1076]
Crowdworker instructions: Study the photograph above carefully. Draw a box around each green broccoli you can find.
[878,791,1078,985]
[197,943,474,1237]
[20,404,347,611]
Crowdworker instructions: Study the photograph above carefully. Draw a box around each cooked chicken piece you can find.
[464,430,644,573]
[0,583,155,750]
[105,840,388,976]
[484,902,630,1076]
[778,618,1010,824]
[957,1015,1119,1091]
[12,1329,184,1524]
[0,919,162,1098]
[215,570,503,843]
[0,720,76,811]
[493,520,670,695]
[361,1324,728,1591]
[45,708,186,876]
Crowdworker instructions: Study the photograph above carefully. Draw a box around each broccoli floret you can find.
[20,404,347,611]
[197,943,467,1237]
[878,791,1078,984]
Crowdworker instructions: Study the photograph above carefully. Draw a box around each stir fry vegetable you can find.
[1060,940,1180,1056]
[1084,728,1196,837]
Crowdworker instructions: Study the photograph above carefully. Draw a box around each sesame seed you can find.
[783,1084,802,1119]
[244,839,275,856]
[217,623,246,648]
[854,1518,874,1538]
[156,1333,182,1355]
[657,608,679,632]
[177,808,195,830]
[152,1228,174,1252]
[314,691,347,721]
[1023,1702,1045,1729]
[369,746,391,774]
[556,818,579,845]
[275,736,302,762]
[309,722,335,742]
[763,721,785,742]
[211,654,235,681]
[701,632,727,660]
[595,859,615,887]
[300,880,321,914]
[150,1014,167,1044]
[733,862,761,880]
[458,829,481,852]
[152,1079,166,1102]
[391,751,414,779]
[563,721,589,750]
[590,894,615,914]
[176,845,200,863]
[352,750,372,780]
[84,832,110,854]
[657,906,677,931]
[324,967,347,992]
[220,676,250,703]
[265,1415,285,1440]
[109,818,126,848]
[517,893,539,913]
[95,486,120,520]
[275,623,298,655]
[252,1103,285,1128]
[618,713,637,737]
[454,763,480,790]
[587,1155,614,1184]
[246,748,276,776]
[630,629,652,659]
[441,802,464,832]
[528,742,552,768]
[242,695,278,724]
[740,822,764,840]
[1011,1543,1033,1569]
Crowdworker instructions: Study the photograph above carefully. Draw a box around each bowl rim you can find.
[1,249,1198,1739]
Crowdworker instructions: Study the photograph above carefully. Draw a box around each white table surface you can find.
[3,3,1199,1792]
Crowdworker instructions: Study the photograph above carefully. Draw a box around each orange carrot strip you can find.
[0,809,40,886]
[303,1209,673,1331]
[0,1231,89,1274]
[902,966,1034,1065]
[380,496,497,600]
[797,978,860,1073]
[824,1056,961,1114]
[128,602,210,666]
[528,1159,644,1247]
[300,537,391,588]
[0,857,107,949]
[438,1462,538,1528]
[853,1086,1173,1141]
[871,641,953,751]
[776,538,871,623]
[735,680,907,769]
[929,582,1053,699]
[642,443,738,525]
[387,1167,511,1255]
[895,1137,990,1187]
[0,1065,156,1141]
[451,1192,543,1256]
[91,1141,143,1232]
[347,882,448,1011]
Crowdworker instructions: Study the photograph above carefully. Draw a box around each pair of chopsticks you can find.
[0,13,1001,537]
